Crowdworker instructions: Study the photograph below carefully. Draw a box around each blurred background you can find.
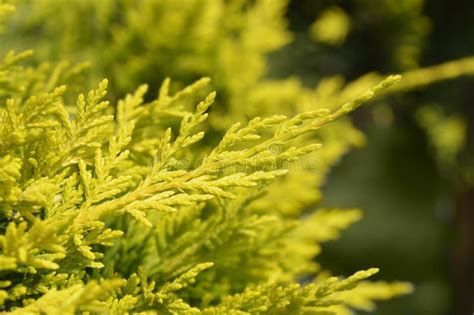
[3,0,474,314]
[271,1,474,314]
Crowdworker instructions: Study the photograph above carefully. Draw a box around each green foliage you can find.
[5,0,474,220]
[310,7,351,46]
[0,55,408,314]
[6,0,474,313]
[0,3,417,311]
[416,105,467,170]
[6,0,290,100]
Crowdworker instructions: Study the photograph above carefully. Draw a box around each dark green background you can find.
[269,1,474,314]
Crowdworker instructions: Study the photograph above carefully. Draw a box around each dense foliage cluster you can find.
[1,0,474,314]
